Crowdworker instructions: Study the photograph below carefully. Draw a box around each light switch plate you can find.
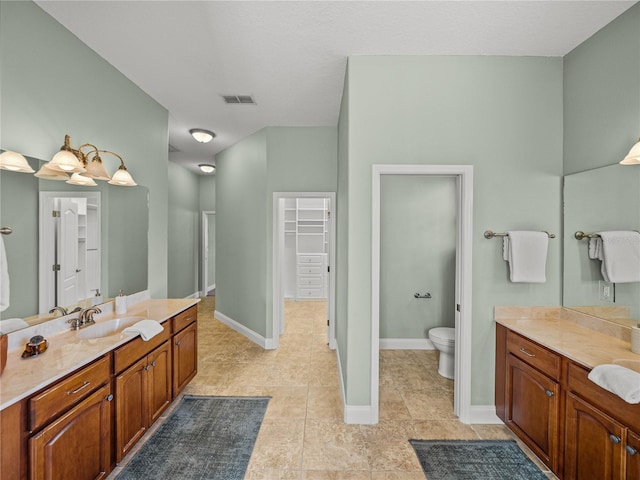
[599,280,614,303]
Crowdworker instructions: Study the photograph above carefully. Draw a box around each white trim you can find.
[214,310,277,349]
[336,344,377,424]
[272,192,337,349]
[372,164,474,425]
[185,291,201,300]
[379,338,435,350]
[201,211,216,300]
[467,405,504,424]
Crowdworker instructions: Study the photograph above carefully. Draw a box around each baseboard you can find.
[467,405,504,424]
[214,310,277,350]
[185,291,201,299]
[379,338,435,350]
[336,344,377,424]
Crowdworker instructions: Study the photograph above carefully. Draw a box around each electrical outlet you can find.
[599,281,614,303]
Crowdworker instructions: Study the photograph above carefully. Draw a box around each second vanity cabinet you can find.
[496,323,640,480]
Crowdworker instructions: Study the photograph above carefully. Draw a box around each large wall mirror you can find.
[563,163,640,325]
[0,156,149,333]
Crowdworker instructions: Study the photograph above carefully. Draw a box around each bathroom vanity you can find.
[495,308,640,479]
[0,298,198,480]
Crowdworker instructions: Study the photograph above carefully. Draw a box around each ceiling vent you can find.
[222,95,256,105]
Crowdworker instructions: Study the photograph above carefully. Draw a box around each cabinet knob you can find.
[609,434,621,444]
[106,394,114,402]
[176,341,181,346]
[144,365,151,371]
[545,390,554,397]
[151,361,157,367]
[626,445,638,456]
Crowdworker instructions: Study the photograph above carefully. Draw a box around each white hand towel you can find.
[123,319,163,341]
[503,231,549,283]
[597,231,640,283]
[588,237,603,260]
[588,364,640,404]
[0,236,9,312]
[0,317,27,334]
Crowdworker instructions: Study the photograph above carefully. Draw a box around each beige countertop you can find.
[0,298,199,411]
[495,315,640,370]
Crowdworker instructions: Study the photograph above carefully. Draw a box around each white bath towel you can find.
[503,231,549,283]
[123,319,163,341]
[588,364,640,404]
[0,236,9,312]
[597,231,640,283]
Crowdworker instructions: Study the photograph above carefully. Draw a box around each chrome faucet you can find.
[68,306,101,330]
[49,306,68,316]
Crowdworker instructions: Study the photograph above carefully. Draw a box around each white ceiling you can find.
[35,0,637,174]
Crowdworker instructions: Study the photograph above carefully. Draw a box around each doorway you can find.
[372,165,473,424]
[272,192,336,349]
[201,211,216,297]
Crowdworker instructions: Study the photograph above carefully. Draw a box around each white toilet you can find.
[428,327,455,379]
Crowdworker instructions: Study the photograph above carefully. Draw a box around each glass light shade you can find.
[190,129,215,143]
[620,139,640,165]
[84,157,111,180]
[0,151,35,173]
[66,172,97,186]
[199,164,215,173]
[108,166,137,186]
[35,164,69,180]
[47,150,86,173]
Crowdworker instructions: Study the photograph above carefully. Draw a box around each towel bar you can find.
[574,231,600,240]
[0,227,12,235]
[484,230,555,239]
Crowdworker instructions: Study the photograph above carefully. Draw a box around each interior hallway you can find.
[120,296,558,479]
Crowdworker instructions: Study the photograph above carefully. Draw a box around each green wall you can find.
[168,162,200,298]
[339,56,564,406]
[380,175,457,338]
[563,3,640,175]
[0,1,169,299]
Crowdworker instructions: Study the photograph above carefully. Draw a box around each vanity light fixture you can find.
[620,137,640,165]
[44,135,137,185]
[0,151,35,173]
[190,129,216,144]
[198,164,215,174]
[66,172,97,186]
[34,164,69,181]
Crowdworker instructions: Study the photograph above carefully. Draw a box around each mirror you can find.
[563,163,640,325]
[0,157,149,333]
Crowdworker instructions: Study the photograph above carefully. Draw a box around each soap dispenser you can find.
[91,289,103,306]
[115,290,127,315]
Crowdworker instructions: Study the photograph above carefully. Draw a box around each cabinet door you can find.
[147,342,172,424]
[626,430,640,480]
[173,322,197,397]
[565,392,625,480]
[505,354,559,471]
[29,384,112,480]
[115,357,148,463]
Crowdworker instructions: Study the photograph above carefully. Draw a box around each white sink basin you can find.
[76,317,145,340]
[613,359,640,373]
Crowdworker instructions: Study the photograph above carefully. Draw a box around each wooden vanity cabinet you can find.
[626,430,640,480]
[172,305,198,397]
[502,328,561,473]
[114,340,172,462]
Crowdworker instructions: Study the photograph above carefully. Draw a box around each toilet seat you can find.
[429,327,455,344]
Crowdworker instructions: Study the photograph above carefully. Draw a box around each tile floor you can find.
[114,296,558,479]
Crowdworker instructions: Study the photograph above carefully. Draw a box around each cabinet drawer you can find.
[114,322,171,374]
[173,305,197,333]
[507,331,560,381]
[298,255,322,264]
[298,276,322,286]
[297,288,322,298]
[29,355,110,432]
[298,266,321,275]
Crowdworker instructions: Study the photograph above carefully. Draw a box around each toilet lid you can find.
[429,327,455,343]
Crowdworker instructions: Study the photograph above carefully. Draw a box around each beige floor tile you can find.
[302,419,370,471]
[401,389,457,420]
[471,423,518,440]
[371,472,426,480]
[245,469,303,480]
[307,386,343,419]
[410,420,481,440]
[262,386,309,419]
[378,389,411,420]
[250,418,305,470]
[304,471,371,480]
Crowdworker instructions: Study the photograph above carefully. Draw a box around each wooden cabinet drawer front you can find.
[298,255,322,264]
[29,355,110,432]
[507,331,560,380]
[114,323,171,374]
[173,305,197,333]
[566,361,640,433]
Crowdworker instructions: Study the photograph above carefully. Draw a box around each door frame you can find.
[272,192,336,349]
[201,210,216,297]
[372,164,473,423]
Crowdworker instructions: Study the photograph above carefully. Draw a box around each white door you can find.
[57,198,79,307]
[201,211,216,296]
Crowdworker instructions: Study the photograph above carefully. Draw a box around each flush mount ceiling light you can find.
[199,164,215,174]
[0,151,35,173]
[189,129,216,143]
[620,137,640,165]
